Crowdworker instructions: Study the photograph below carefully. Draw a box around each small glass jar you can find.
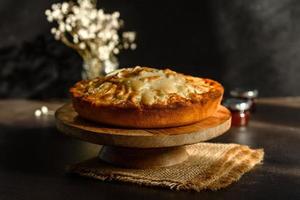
[230,88,258,112]
[223,98,252,127]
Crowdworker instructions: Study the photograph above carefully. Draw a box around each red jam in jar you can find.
[223,98,252,127]
[231,110,250,126]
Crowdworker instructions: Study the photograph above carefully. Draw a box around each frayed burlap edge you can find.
[178,147,264,191]
[67,144,264,192]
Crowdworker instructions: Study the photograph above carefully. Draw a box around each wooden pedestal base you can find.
[56,104,231,169]
[99,146,189,168]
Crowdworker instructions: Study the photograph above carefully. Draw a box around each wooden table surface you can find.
[0,98,299,200]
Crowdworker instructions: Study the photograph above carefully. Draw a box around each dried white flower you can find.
[50,27,57,34]
[79,42,86,49]
[130,43,137,50]
[113,48,119,54]
[59,23,66,32]
[73,35,79,43]
[123,42,129,49]
[78,29,89,39]
[46,0,136,77]
[61,2,69,14]
[65,24,72,32]
[122,32,136,42]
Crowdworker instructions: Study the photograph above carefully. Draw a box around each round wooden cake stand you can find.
[55,104,231,168]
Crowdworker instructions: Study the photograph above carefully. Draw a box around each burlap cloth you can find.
[68,143,264,191]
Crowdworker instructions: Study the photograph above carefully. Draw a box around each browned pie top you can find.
[70,66,223,109]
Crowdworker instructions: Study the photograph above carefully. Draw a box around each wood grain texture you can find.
[55,103,231,148]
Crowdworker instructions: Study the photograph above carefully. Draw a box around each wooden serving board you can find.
[56,104,231,149]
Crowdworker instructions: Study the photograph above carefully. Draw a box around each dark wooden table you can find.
[0,98,299,200]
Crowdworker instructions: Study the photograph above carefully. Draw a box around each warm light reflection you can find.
[235,127,252,145]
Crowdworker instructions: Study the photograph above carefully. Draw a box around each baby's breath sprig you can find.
[45,0,136,78]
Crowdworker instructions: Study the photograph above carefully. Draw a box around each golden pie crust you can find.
[70,66,224,128]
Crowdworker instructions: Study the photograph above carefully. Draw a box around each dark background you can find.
[0,0,299,99]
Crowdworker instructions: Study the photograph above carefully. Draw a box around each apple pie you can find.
[70,66,224,128]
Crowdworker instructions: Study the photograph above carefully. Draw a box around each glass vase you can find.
[81,56,119,80]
